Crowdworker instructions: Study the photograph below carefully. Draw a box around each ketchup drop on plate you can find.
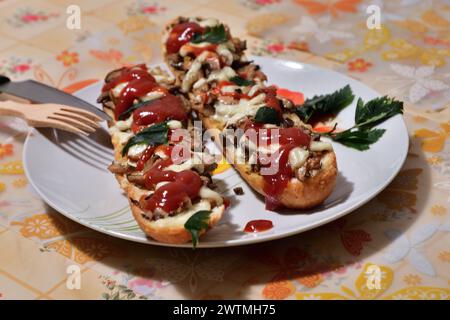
[244,220,273,233]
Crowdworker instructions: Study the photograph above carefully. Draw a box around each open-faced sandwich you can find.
[162,17,339,210]
[97,64,226,245]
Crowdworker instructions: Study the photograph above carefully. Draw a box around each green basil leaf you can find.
[190,24,227,44]
[121,122,169,156]
[332,128,385,151]
[294,84,354,123]
[254,106,280,125]
[229,76,254,86]
[118,100,155,120]
[355,96,403,129]
[184,210,212,249]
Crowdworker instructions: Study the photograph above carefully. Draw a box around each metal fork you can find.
[0,100,102,135]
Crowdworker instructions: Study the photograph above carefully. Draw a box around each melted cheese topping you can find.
[150,199,212,227]
[198,18,220,28]
[167,120,182,129]
[109,115,133,134]
[179,42,215,57]
[213,93,266,127]
[182,51,211,92]
[164,153,205,173]
[199,186,223,205]
[216,43,234,65]
[248,84,263,97]
[112,131,133,145]
[112,82,128,97]
[127,143,148,158]
[289,147,310,170]
[310,141,333,152]
[207,66,236,83]
[141,91,165,102]
[193,77,207,89]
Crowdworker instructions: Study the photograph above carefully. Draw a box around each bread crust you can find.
[201,115,337,209]
[161,19,338,209]
[100,69,225,244]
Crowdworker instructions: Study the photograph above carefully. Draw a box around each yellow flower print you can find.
[326,25,391,62]
[383,287,450,300]
[438,251,450,263]
[0,182,5,192]
[11,213,63,239]
[46,237,118,264]
[296,263,394,300]
[431,205,446,216]
[414,123,450,153]
[421,10,450,29]
[117,16,155,34]
[364,25,391,50]
[403,274,422,286]
[296,263,450,300]
[72,237,114,264]
[427,156,443,166]
[382,39,450,67]
[246,13,290,37]
[395,19,428,34]
[326,48,360,63]
[0,161,24,174]
[12,178,27,188]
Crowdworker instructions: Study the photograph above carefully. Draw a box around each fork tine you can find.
[44,118,89,136]
[59,106,103,122]
[53,112,101,129]
[47,116,96,134]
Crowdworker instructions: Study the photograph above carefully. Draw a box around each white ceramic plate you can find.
[23,56,409,248]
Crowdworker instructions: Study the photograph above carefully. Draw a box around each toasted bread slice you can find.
[98,64,225,244]
[162,17,337,210]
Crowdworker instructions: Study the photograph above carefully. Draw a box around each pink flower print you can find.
[13,63,31,73]
[266,43,285,54]
[127,277,162,296]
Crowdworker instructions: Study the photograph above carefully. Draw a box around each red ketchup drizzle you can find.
[166,22,204,54]
[262,86,282,114]
[102,64,163,120]
[142,158,202,214]
[244,220,273,233]
[213,81,252,100]
[136,146,155,171]
[133,95,187,126]
[182,43,218,57]
[244,121,310,210]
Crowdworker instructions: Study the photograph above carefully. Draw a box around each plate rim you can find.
[22,56,409,248]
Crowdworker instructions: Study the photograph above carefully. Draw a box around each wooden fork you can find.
[0,100,102,135]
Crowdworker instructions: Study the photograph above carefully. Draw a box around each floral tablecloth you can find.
[0,0,449,300]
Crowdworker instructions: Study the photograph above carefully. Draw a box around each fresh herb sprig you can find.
[184,210,212,249]
[118,100,154,120]
[254,106,279,125]
[229,76,254,86]
[121,122,169,156]
[190,24,227,44]
[294,85,354,122]
[325,96,404,151]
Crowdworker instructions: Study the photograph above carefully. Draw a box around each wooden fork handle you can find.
[0,100,27,119]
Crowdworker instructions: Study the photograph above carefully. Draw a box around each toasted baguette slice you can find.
[162,17,337,210]
[98,64,225,244]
